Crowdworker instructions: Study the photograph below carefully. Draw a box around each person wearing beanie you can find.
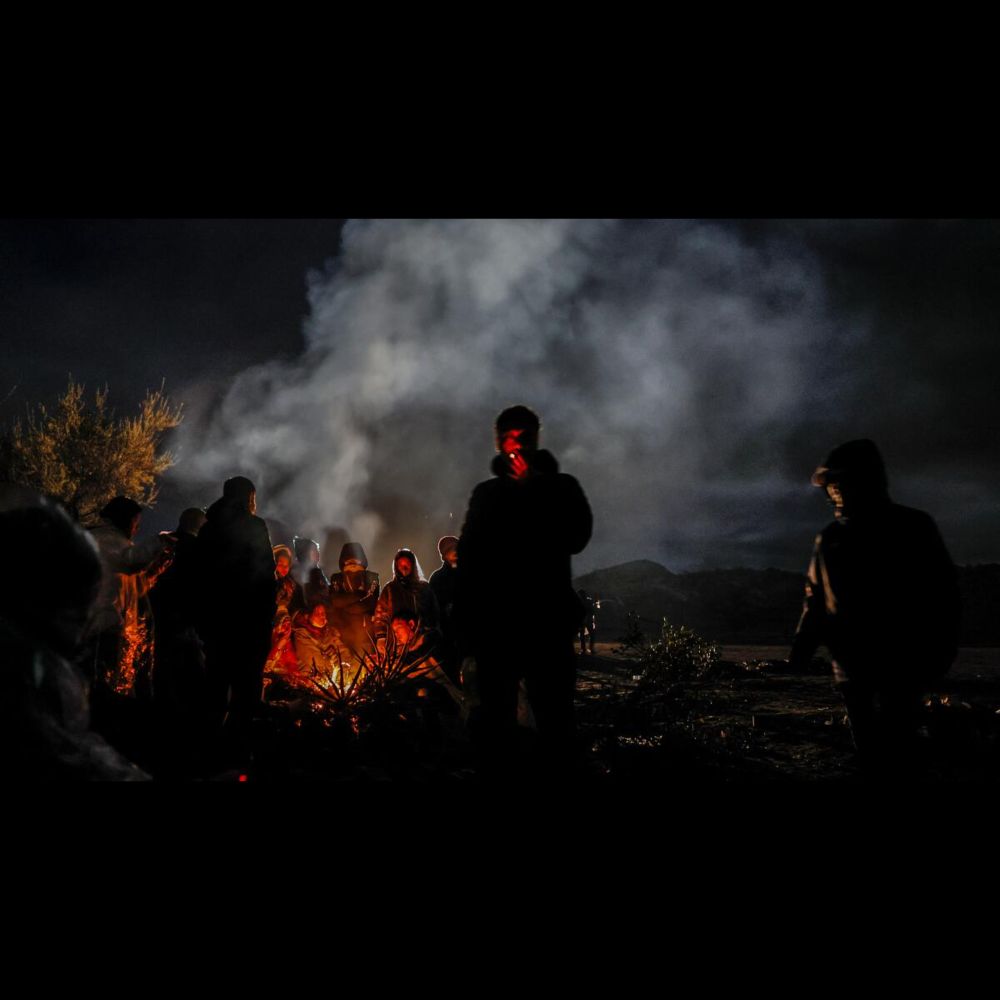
[788,439,961,775]
[328,542,380,659]
[429,535,460,681]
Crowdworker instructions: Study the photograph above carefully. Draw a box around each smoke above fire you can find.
[174,220,859,574]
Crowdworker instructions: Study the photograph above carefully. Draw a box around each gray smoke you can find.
[174,219,858,575]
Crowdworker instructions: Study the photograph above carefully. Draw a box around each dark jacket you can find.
[429,563,459,634]
[275,574,305,622]
[195,497,276,639]
[301,566,330,606]
[150,531,201,635]
[329,570,380,617]
[790,501,960,683]
[373,554,440,640]
[455,449,592,656]
[328,542,380,653]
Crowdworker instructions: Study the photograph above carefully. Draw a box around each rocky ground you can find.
[576,643,1000,782]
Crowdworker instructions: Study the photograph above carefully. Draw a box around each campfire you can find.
[268,622,443,719]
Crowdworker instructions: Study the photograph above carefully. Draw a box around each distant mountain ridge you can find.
[573,560,1000,646]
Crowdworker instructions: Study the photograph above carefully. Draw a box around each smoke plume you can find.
[174,220,856,575]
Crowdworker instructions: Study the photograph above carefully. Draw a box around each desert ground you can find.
[576,643,1000,782]
[231,642,1000,783]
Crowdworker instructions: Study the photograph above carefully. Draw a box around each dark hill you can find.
[574,561,1000,647]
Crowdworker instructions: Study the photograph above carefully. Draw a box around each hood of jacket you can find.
[339,542,369,570]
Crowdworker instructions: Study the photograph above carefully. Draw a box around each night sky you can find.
[2,218,997,577]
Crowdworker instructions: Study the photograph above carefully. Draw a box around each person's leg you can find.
[878,680,925,777]
[523,641,578,777]
[836,676,879,768]
[224,630,270,762]
[472,652,521,779]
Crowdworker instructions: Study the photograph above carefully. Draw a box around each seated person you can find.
[385,613,463,707]
[291,599,352,691]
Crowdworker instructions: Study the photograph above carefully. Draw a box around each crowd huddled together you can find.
[80,479,476,773]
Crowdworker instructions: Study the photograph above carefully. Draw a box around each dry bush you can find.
[1,379,182,524]
[636,618,720,690]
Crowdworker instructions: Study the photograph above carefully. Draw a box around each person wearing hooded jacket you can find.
[194,476,276,758]
[455,405,593,776]
[372,548,440,649]
[788,439,961,772]
[328,542,380,658]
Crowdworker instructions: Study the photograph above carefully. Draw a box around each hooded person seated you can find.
[291,599,351,691]
[0,488,148,780]
[372,548,441,653]
[328,542,380,658]
[293,535,330,606]
[87,496,174,699]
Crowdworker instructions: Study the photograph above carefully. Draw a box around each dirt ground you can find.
[122,642,999,783]
[574,643,1000,782]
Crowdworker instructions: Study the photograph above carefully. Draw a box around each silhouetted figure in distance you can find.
[456,404,593,778]
[577,589,597,655]
[789,439,960,776]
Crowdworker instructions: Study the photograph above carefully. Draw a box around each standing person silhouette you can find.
[195,476,275,768]
[456,405,592,779]
[789,439,960,775]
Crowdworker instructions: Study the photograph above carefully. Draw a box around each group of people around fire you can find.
[1,401,964,781]
[262,537,464,708]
